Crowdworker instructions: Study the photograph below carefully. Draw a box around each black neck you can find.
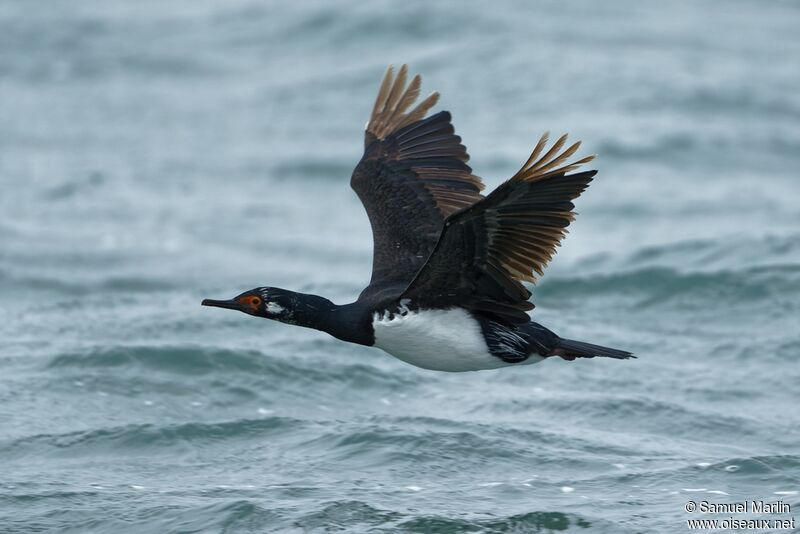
[278,292,372,346]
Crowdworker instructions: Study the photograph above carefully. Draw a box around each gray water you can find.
[2,1,800,532]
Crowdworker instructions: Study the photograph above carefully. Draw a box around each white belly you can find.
[372,307,532,372]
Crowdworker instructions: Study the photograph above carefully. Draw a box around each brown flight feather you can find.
[366,64,440,142]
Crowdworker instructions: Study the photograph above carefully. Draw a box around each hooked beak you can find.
[201,298,242,311]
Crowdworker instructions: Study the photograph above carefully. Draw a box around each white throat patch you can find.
[266,302,285,314]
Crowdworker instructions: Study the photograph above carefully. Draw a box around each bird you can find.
[202,64,634,372]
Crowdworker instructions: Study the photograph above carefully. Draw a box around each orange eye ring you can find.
[239,296,262,309]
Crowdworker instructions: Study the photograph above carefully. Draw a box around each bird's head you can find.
[202,287,294,322]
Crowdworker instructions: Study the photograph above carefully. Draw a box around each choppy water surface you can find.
[2,1,800,532]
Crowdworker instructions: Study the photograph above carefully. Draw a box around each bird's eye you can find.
[251,297,261,306]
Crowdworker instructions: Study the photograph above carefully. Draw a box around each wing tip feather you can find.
[512,133,597,183]
[367,64,439,142]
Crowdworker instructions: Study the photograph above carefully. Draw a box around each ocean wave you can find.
[0,417,306,458]
[596,134,697,163]
[270,159,355,182]
[556,397,761,441]
[595,128,800,166]
[276,417,639,478]
[369,415,638,458]
[624,87,800,121]
[296,502,612,533]
[570,454,800,497]
[537,264,800,309]
[46,344,420,390]
[697,455,800,476]
[0,15,214,83]
[622,235,800,271]
[0,270,179,295]
[3,413,642,471]
[541,235,800,314]
[0,494,616,534]
[392,511,615,534]
[48,345,280,374]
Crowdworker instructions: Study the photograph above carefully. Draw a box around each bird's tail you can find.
[553,338,635,360]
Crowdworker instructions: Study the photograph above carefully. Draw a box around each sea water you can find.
[1,1,799,532]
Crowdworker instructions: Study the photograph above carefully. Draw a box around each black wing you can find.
[351,65,485,296]
[401,133,596,323]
